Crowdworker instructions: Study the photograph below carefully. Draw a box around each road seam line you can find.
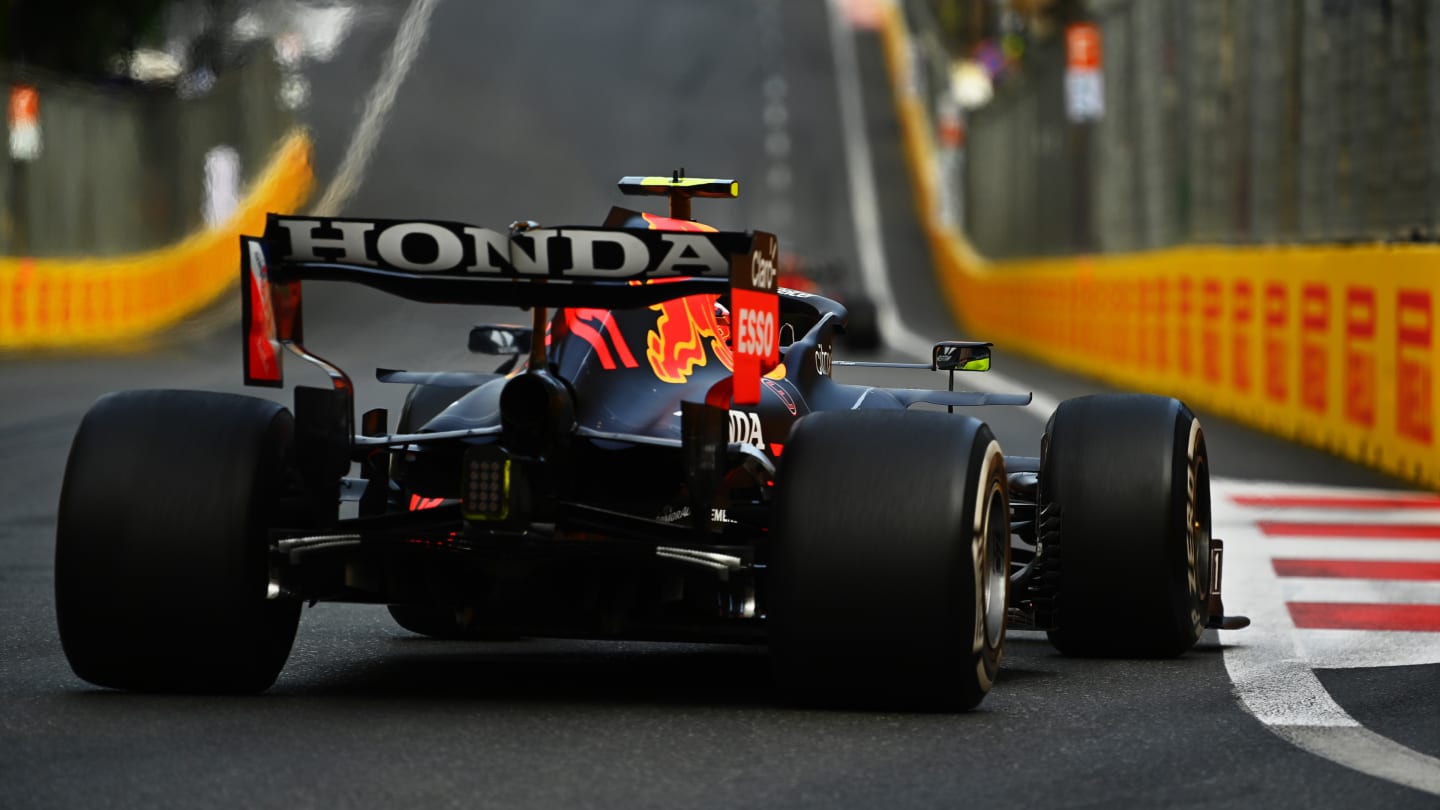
[823,0,1057,418]
[312,0,441,217]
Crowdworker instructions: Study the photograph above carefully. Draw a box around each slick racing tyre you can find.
[1038,394,1212,658]
[55,390,304,692]
[770,410,1008,711]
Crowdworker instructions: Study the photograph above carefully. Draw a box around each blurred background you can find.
[4,5,1440,807]
[912,0,1440,258]
[0,0,1434,489]
[0,0,327,255]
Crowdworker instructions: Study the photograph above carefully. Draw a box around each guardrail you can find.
[0,130,312,350]
[882,4,1440,489]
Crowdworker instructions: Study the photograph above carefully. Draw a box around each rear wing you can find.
[242,214,780,403]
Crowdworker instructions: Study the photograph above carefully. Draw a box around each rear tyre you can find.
[1039,394,1212,658]
[55,390,304,692]
[770,410,1008,711]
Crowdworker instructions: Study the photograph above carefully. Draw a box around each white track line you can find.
[1277,578,1440,605]
[1215,478,1440,796]
[1237,539,1440,562]
[1274,727,1440,796]
[823,0,1056,419]
[845,4,1440,794]
[1294,630,1440,670]
[1222,508,1440,526]
[311,0,441,216]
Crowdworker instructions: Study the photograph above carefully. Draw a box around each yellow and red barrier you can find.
[0,130,313,350]
[880,6,1440,489]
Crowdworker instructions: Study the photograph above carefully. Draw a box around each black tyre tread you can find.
[770,409,1006,711]
[1040,394,1208,658]
[55,390,303,692]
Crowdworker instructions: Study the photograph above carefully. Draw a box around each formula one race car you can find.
[55,175,1246,709]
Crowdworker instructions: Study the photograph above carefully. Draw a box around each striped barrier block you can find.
[879,4,1440,490]
[0,129,313,350]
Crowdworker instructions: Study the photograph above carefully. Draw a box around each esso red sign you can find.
[1066,24,1102,71]
[730,287,778,406]
[735,306,775,357]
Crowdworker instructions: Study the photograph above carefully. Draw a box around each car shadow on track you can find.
[275,637,783,708]
[272,632,1074,710]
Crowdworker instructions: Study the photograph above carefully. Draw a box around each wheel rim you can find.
[1189,453,1213,606]
[981,479,1008,646]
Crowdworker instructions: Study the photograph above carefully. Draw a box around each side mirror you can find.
[932,341,992,372]
[469,324,533,356]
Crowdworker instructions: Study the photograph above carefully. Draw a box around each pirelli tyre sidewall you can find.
[1040,394,1211,658]
[54,390,304,692]
[769,409,1008,711]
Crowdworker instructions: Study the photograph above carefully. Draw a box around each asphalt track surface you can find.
[2,2,1437,808]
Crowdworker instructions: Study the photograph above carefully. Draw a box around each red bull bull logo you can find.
[636,211,783,388]
[640,212,716,233]
[647,294,732,383]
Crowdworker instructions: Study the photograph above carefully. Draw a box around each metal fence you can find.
[907,0,1440,259]
[0,53,290,257]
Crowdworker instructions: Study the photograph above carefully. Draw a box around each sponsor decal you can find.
[1184,420,1205,631]
[1138,280,1154,371]
[1263,282,1288,404]
[750,248,778,290]
[814,343,832,376]
[1156,279,1170,371]
[1396,290,1433,445]
[1202,279,1222,384]
[1343,287,1376,428]
[735,306,775,357]
[1300,284,1329,414]
[646,294,786,385]
[655,505,736,525]
[267,216,748,279]
[730,232,781,405]
[728,409,764,448]
[1232,280,1253,393]
[647,294,731,383]
[763,377,797,415]
[1178,277,1193,378]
